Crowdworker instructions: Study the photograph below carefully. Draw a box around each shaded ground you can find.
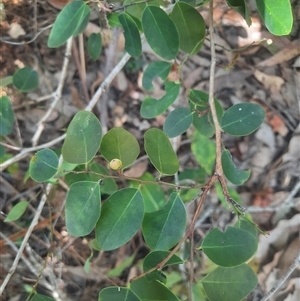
[0,1,300,300]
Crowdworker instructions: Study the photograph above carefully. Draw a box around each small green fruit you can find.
[109,159,122,170]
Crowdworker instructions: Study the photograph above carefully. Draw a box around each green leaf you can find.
[0,76,13,87]
[163,107,193,138]
[0,96,14,135]
[12,67,39,92]
[29,149,59,182]
[255,0,293,35]
[142,193,186,250]
[142,6,179,60]
[119,13,142,57]
[95,188,144,251]
[226,0,251,26]
[65,181,101,236]
[107,12,122,28]
[221,149,250,185]
[191,132,216,174]
[189,90,223,138]
[234,218,257,238]
[130,172,166,212]
[47,0,90,47]
[140,82,180,118]
[221,103,265,136]
[142,61,171,91]
[87,33,102,61]
[4,200,28,222]
[201,226,258,267]
[62,111,102,164]
[130,277,180,301]
[170,2,205,54]
[100,127,140,169]
[143,250,183,282]
[144,128,179,176]
[30,293,56,301]
[107,253,136,277]
[99,287,141,301]
[201,264,258,301]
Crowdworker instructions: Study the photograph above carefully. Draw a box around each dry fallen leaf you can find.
[8,22,25,39]
[254,69,284,94]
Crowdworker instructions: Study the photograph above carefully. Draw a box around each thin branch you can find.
[260,251,300,301]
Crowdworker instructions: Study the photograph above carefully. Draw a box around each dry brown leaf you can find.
[123,161,148,178]
[257,39,300,67]
[254,69,284,93]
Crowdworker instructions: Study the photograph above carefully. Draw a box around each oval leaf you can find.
[119,12,142,57]
[201,264,258,301]
[0,96,14,135]
[130,277,180,301]
[142,61,172,91]
[130,172,166,213]
[221,149,250,185]
[221,103,265,136]
[201,226,258,267]
[29,149,59,182]
[141,82,180,119]
[191,132,216,175]
[255,0,293,35]
[13,67,39,92]
[170,2,206,54]
[142,6,179,60]
[62,111,102,164]
[87,33,102,61]
[65,181,101,236]
[163,107,193,138]
[95,188,144,251]
[142,193,186,250]
[100,127,140,169]
[99,287,140,301]
[4,201,28,222]
[144,128,179,175]
[48,1,90,47]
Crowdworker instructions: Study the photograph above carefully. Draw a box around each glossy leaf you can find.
[142,6,179,60]
[4,200,28,222]
[221,103,265,136]
[29,149,59,182]
[99,287,140,301]
[107,13,122,28]
[163,107,193,138]
[13,67,39,92]
[95,188,144,251]
[201,264,258,301]
[142,193,186,250]
[130,277,180,301]
[201,226,258,267]
[62,111,102,164]
[119,13,141,57]
[144,128,179,175]
[100,127,140,169]
[226,0,251,26]
[256,0,293,35]
[87,33,102,61]
[140,82,180,118]
[170,2,205,54]
[191,132,216,174]
[222,149,250,185]
[0,96,14,135]
[130,172,166,212]
[65,181,101,236]
[142,61,171,91]
[48,0,90,47]
[234,218,257,238]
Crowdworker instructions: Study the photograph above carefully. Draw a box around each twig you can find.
[31,38,73,146]
[260,251,300,301]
